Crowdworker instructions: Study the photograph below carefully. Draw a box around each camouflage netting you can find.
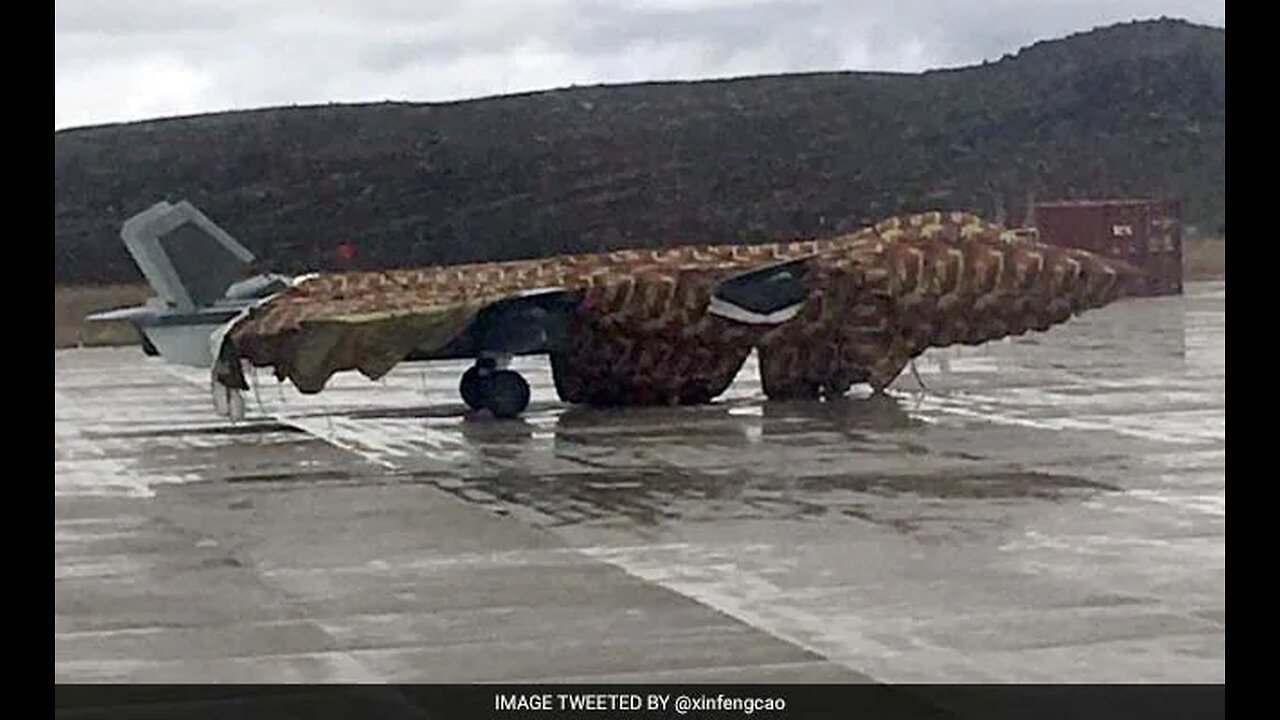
[219,243,822,395]
[218,211,1141,403]
[755,211,1143,399]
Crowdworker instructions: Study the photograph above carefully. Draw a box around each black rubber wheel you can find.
[486,370,531,419]
[459,365,490,410]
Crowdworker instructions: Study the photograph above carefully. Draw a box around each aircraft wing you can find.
[219,274,578,393]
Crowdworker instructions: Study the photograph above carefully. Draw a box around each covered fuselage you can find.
[220,211,1139,404]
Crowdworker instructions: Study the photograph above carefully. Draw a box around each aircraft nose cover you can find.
[751,212,1144,400]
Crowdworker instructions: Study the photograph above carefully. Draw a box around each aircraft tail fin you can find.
[119,200,256,311]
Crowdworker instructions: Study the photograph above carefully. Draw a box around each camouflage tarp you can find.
[218,211,1141,403]
[219,243,821,394]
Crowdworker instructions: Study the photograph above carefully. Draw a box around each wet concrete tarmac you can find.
[55,282,1225,682]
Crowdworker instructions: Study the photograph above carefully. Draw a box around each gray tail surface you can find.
[119,200,256,311]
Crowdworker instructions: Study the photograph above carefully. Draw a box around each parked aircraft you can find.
[88,200,1139,419]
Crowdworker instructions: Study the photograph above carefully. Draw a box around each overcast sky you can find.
[54,0,1224,130]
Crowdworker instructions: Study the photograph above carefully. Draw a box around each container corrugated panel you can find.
[1032,199,1183,296]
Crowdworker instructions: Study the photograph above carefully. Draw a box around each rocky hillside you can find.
[54,18,1224,284]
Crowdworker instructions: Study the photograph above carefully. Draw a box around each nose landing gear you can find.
[459,357,531,419]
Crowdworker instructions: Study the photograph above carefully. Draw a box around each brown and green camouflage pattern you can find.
[753,211,1138,399]
[223,211,1140,403]
[226,241,821,395]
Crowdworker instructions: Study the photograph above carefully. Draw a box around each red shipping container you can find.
[1029,199,1183,297]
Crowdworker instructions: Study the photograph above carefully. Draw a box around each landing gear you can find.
[487,370,531,419]
[211,378,246,421]
[458,358,531,419]
[460,365,489,410]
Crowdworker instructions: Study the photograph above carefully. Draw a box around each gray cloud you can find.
[54,0,1224,129]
